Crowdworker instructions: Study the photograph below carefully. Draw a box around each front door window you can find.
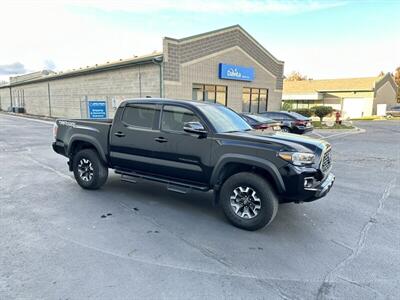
[161,105,201,132]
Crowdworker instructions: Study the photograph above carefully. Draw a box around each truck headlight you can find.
[278,152,315,166]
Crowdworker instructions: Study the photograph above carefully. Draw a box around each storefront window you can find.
[259,89,268,113]
[216,85,227,105]
[242,87,268,113]
[192,84,203,101]
[204,85,216,102]
[242,88,251,112]
[192,84,227,105]
[251,88,259,113]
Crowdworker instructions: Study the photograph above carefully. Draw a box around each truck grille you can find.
[321,148,332,173]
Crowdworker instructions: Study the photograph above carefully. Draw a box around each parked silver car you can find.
[386,105,400,117]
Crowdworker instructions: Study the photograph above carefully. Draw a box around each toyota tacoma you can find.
[52,99,335,230]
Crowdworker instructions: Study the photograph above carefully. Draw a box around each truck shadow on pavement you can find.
[95,174,317,237]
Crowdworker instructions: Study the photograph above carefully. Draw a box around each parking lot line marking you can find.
[26,155,74,181]
[312,131,325,138]
[323,128,366,140]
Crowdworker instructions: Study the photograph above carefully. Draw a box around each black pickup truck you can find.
[53,99,335,230]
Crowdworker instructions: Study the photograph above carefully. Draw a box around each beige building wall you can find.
[16,82,49,116]
[164,47,282,112]
[323,91,374,115]
[0,87,11,110]
[0,63,160,118]
[373,81,397,114]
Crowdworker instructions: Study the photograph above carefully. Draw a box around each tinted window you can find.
[240,114,257,125]
[277,112,294,120]
[262,112,283,120]
[197,104,251,133]
[288,112,309,120]
[122,104,157,128]
[161,105,201,132]
[247,115,273,123]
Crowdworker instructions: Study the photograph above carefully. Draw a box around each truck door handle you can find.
[114,131,125,137]
[155,137,168,143]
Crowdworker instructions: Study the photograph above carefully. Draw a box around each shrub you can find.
[312,106,333,122]
[281,102,293,111]
[292,108,313,117]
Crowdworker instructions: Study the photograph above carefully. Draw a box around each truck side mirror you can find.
[183,122,207,135]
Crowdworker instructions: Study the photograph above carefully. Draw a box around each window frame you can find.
[192,83,228,106]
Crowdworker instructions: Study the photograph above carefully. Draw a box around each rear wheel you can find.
[73,149,108,189]
[281,126,291,133]
[220,172,278,231]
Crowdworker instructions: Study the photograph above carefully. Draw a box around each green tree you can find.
[281,101,293,111]
[312,106,333,122]
[292,108,313,117]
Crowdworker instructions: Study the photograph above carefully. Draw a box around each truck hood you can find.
[219,130,330,153]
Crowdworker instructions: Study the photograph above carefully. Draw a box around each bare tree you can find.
[286,71,308,81]
[395,67,400,103]
[394,67,400,86]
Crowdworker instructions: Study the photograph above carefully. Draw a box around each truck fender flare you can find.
[210,154,286,193]
[67,134,107,164]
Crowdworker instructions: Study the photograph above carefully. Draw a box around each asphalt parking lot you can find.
[1,114,399,299]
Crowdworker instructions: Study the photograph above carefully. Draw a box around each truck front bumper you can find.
[304,173,335,200]
[279,163,335,203]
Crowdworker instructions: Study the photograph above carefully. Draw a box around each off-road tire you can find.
[73,149,108,190]
[220,172,278,231]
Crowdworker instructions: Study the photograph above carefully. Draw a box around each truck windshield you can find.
[198,104,252,133]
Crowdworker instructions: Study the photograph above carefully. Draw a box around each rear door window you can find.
[266,112,284,120]
[288,112,308,120]
[122,104,157,128]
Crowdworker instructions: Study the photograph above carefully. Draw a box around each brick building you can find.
[0,25,284,118]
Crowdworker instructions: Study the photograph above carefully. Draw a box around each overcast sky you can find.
[0,0,399,82]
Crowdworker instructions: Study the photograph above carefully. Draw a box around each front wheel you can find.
[73,149,108,189]
[220,172,278,231]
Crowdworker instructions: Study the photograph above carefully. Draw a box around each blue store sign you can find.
[88,100,107,119]
[218,63,254,81]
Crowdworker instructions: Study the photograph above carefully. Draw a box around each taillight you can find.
[53,123,58,140]
[294,120,307,126]
[254,124,269,130]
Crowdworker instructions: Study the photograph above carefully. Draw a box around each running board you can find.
[115,170,209,192]
[120,175,137,184]
[167,185,190,194]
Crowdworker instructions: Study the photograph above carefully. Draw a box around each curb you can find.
[0,112,55,124]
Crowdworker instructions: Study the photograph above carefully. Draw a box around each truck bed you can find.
[54,118,113,159]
